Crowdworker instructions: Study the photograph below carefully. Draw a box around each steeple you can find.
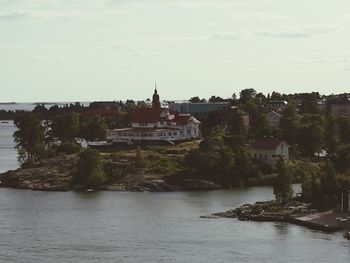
[152,83,161,109]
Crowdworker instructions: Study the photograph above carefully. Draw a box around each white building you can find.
[107,89,201,145]
[251,139,290,164]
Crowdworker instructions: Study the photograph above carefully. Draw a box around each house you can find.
[337,188,350,213]
[251,139,290,164]
[266,111,282,129]
[170,101,230,120]
[106,89,201,145]
[263,100,288,113]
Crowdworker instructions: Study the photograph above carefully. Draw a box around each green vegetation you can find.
[72,148,107,188]
[273,159,293,204]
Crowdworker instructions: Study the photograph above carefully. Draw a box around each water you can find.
[0,189,349,263]
[0,107,350,262]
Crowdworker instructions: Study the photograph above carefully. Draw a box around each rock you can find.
[344,232,350,240]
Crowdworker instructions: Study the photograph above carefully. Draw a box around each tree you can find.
[273,159,293,204]
[80,115,107,141]
[249,111,271,138]
[333,144,350,173]
[279,104,299,145]
[300,92,320,114]
[73,148,107,188]
[296,114,324,157]
[13,112,46,164]
[239,88,257,104]
[50,112,80,142]
[324,114,339,157]
[189,96,201,103]
[319,160,338,209]
[135,147,146,168]
[209,95,226,102]
[337,116,350,144]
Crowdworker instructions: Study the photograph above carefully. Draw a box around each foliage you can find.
[320,160,338,197]
[324,114,339,157]
[279,104,300,145]
[80,115,107,141]
[72,148,107,188]
[56,142,82,155]
[135,147,146,168]
[50,112,80,143]
[273,159,293,204]
[296,114,324,157]
[13,112,47,165]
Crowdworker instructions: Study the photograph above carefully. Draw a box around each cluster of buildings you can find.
[99,90,350,165]
[106,89,201,145]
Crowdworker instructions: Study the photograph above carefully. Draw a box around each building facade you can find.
[170,102,230,120]
[251,139,290,164]
[107,89,201,145]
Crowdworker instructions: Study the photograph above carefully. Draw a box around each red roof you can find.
[130,107,164,123]
[251,139,288,150]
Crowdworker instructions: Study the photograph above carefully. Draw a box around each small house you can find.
[251,139,290,164]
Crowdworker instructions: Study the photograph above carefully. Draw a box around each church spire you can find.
[152,84,160,109]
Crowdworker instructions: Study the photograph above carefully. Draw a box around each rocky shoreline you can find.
[0,154,221,192]
[208,200,350,239]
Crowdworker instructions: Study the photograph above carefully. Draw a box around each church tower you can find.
[152,84,161,109]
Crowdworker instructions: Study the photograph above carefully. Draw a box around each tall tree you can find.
[296,114,324,157]
[273,159,293,204]
[279,104,300,145]
[239,88,257,104]
[320,160,338,209]
[80,115,107,141]
[324,114,339,157]
[13,112,46,164]
[50,112,80,143]
[73,148,107,188]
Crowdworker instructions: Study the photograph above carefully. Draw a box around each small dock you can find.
[289,210,350,232]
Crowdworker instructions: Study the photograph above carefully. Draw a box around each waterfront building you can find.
[107,89,201,145]
[251,139,290,164]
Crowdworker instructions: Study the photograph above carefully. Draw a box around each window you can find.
[272,154,276,158]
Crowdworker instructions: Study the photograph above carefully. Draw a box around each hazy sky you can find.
[1,0,349,102]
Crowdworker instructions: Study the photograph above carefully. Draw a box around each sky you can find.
[0,0,349,102]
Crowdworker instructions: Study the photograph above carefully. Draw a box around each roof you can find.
[130,107,164,123]
[251,139,289,150]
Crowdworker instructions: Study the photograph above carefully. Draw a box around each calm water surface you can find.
[0,107,350,262]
